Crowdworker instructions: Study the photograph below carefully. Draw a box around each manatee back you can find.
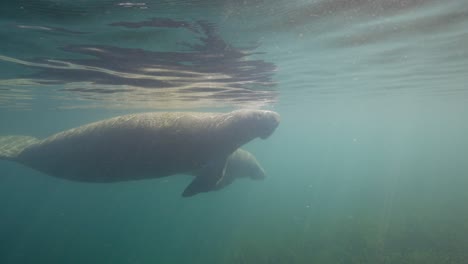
[0,136,40,161]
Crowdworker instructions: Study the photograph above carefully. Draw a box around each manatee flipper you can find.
[182,156,228,197]
[0,136,40,161]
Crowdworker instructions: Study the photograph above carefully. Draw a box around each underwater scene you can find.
[1,0,468,263]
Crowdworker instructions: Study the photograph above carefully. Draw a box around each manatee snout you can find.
[258,110,280,139]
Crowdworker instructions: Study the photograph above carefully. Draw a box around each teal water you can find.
[1,0,468,263]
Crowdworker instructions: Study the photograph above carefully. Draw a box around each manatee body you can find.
[0,109,279,196]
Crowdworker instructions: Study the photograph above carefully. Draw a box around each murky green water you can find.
[1,0,468,263]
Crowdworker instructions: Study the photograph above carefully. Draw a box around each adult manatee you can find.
[0,109,279,196]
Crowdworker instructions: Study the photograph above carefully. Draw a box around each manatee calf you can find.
[0,109,279,196]
[215,148,266,191]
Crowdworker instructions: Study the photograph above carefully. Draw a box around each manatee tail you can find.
[0,136,40,160]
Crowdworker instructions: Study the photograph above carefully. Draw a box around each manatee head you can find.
[224,109,280,143]
[255,110,280,139]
